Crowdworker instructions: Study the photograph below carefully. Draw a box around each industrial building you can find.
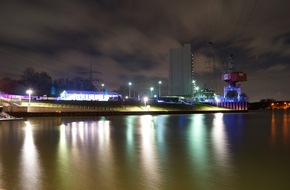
[168,43,247,106]
[59,90,121,101]
[168,44,193,97]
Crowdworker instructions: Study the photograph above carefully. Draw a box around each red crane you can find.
[222,54,247,101]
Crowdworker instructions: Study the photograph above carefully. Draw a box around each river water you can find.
[0,110,290,190]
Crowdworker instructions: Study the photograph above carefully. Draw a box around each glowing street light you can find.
[150,87,154,97]
[101,83,105,100]
[26,89,33,106]
[195,86,199,98]
[158,81,162,97]
[192,80,197,96]
[128,82,132,98]
[143,96,148,107]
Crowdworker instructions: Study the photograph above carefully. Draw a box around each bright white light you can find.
[26,89,32,95]
[26,89,33,106]
[215,97,220,103]
[21,121,41,189]
[60,91,65,98]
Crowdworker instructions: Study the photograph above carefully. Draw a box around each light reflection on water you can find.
[20,121,41,190]
[211,113,234,189]
[140,115,161,189]
[0,111,290,190]
[0,154,3,187]
[271,110,290,147]
[188,114,209,189]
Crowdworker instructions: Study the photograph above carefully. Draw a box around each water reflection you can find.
[188,114,209,189]
[186,113,233,189]
[139,115,162,189]
[20,121,41,190]
[212,113,233,187]
[271,110,290,147]
[57,124,71,189]
[212,113,229,164]
[2,112,290,190]
[271,111,277,146]
[0,157,3,187]
[57,118,121,189]
[125,116,135,146]
[155,115,168,144]
[283,111,289,145]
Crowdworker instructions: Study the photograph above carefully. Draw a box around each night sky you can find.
[1,0,290,101]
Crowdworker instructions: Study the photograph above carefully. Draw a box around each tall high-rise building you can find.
[168,44,193,96]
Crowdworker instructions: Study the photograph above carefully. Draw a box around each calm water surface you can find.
[1,110,290,190]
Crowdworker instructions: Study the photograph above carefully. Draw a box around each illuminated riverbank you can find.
[3,100,248,118]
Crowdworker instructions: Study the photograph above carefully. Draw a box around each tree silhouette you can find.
[0,77,19,94]
[21,67,52,95]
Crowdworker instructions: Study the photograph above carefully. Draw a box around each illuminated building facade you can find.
[60,90,121,101]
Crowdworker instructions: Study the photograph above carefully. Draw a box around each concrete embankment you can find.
[3,100,247,118]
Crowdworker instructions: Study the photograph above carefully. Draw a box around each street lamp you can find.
[195,86,199,98]
[128,82,132,98]
[158,81,162,97]
[101,83,105,100]
[192,80,196,96]
[143,96,148,107]
[26,89,33,106]
[150,87,154,97]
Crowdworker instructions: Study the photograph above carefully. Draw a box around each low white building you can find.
[59,90,121,101]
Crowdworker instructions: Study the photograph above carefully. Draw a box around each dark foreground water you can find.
[1,110,290,190]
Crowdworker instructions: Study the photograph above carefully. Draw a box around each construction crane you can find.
[222,54,247,101]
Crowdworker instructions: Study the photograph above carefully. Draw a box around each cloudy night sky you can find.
[1,0,290,101]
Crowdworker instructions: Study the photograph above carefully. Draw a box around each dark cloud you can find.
[1,0,290,101]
